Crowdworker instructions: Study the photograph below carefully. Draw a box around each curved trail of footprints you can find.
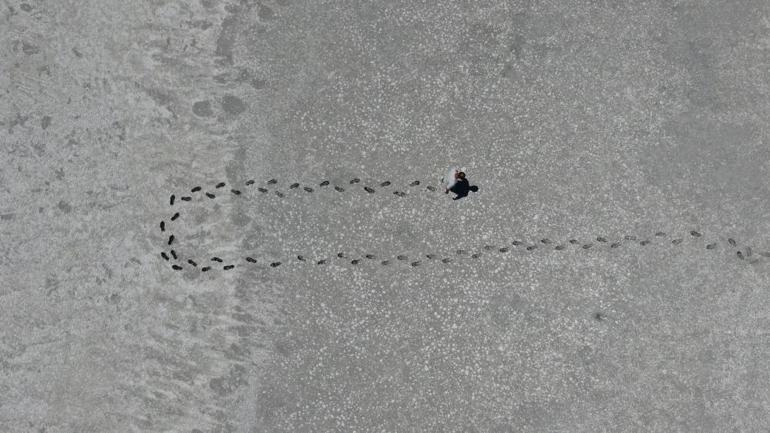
[159,177,767,274]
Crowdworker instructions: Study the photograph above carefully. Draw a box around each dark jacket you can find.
[450,179,470,199]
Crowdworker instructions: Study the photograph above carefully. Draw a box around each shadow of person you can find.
[449,179,479,200]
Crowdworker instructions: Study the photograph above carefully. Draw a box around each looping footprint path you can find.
[158,177,767,274]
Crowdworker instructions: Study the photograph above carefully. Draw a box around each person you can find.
[448,171,471,200]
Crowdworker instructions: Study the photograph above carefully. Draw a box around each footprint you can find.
[257,187,268,193]
[201,266,211,272]
[211,257,223,263]
[170,195,175,206]
[275,191,284,198]
[172,265,183,270]
[351,259,360,265]
[245,180,255,185]
[337,252,346,258]
[393,191,407,197]
[334,186,345,192]
[381,260,390,265]
[223,265,234,270]
[267,179,277,184]
[317,259,327,265]
[166,177,748,276]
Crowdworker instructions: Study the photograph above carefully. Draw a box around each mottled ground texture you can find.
[2,0,770,432]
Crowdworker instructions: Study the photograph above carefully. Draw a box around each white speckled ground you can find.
[2,1,770,432]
